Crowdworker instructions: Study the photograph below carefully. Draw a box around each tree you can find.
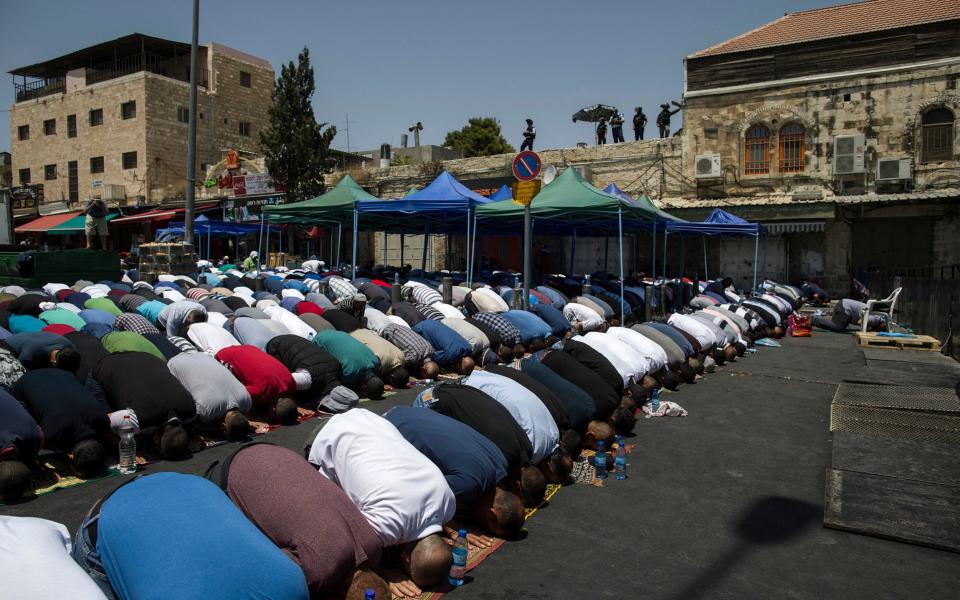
[260,47,336,202]
[442,117,515,158]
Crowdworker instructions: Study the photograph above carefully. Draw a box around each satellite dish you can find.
[542,165,557,185]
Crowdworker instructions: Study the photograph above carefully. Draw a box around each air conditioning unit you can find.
[833,134,865,175]
[876,158,912,181]
[694,153,722,179]
[103,184,127,200]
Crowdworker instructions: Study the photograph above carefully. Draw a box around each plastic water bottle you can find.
[448,529,468,586]
[614,435,627,480]
[650,388,661,414]
[118,415,137,474]
[364,590,375,600]
[594,440,607,480]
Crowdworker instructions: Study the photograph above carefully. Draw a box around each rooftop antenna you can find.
[343,113,358,156]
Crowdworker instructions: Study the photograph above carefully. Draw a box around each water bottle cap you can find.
[458,528,467,537]
[597,440,605,449]
[365,589,375,600]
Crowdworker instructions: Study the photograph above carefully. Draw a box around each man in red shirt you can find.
[215,345,299,425]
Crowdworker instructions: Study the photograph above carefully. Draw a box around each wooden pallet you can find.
[855,331,941,351]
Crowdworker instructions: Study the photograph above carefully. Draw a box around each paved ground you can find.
[3,333,958,599]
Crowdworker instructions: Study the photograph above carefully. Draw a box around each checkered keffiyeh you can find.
[415,303,444,321]
[381,323,435,365]
[470,311,522,347]
[328,277,358,302]
[118,294,147,312]
[113,313,160,335]
[167,336,199,353]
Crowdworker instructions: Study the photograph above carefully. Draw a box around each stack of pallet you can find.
[137,243,197,277]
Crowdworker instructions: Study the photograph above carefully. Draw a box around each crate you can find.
[855,331,941,351]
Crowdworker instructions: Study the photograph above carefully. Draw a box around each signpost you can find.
[512,151,542,309]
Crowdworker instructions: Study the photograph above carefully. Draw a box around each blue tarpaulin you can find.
[489,184,512,201]
[664,208,763,236]
[356,171,492,215]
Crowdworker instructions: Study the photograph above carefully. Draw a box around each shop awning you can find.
[46,212,121,235]
[111,203,218,224]
[14,211,81,233]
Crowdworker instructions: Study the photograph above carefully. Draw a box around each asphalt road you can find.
[3,333,958,599]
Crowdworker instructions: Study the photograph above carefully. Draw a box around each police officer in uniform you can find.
[520,119,536,151]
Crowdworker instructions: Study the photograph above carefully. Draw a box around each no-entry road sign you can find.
[512,151,542,182]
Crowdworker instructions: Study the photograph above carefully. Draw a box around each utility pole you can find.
[344,113,358,155]
[184,0,199,247]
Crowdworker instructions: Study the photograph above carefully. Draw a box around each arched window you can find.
[778,124,805,173]
[744,124,771,174]
[921,107,955,162]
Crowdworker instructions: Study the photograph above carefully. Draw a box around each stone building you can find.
[672,0,960,292]
[8,33,274,211]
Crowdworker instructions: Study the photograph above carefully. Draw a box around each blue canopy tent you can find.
[157,216,281,261]
[489,185,513,201]
[354,171,494,282]
[663,208,767,291]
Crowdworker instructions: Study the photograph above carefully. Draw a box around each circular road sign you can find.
[512,151,542,182]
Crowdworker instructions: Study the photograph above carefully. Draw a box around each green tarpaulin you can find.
[46,212,121,235]
[262,174,376,223]
[475,167,659,226]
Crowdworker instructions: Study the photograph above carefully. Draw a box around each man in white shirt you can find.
[576,332,646,386]
[307,409,455,593]
[263,304,317,340]
[364,306,393,334]
[606,326,668,374]
[668,313,716,351]
[462,370,572,483]
[187,322,241,355]
[0,516,107,599]
[432,302,464,320]
[466,287,510,314]
[563,302,605,333]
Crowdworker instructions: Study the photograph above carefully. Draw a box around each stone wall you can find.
[682,61,960,197]
[9,43,274,207]
[9,74,149,204]
[144,47,274,202]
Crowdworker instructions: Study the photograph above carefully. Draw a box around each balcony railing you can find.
[85,53,208,88]
[13,76,65,102]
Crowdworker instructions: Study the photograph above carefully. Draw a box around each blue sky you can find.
[2,0,841,154]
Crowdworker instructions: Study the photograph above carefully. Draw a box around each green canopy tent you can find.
[476,167,661,315]
[262,174,381,267]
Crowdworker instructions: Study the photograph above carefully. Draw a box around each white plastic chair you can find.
[861,287,902,332]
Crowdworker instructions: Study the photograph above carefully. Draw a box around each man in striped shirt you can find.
[380,323,439,380]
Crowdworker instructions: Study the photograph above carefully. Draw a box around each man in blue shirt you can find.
[413,320,474,375]
[384,406,524,539]
[0,389,42,503]
[528,303,571,338]
[500,310,552,350]
[74,472,309,600]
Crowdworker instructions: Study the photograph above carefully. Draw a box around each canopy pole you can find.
[421,224,429,271]
[651,222,657,278]
[752,234,759,292]
[206,223,211,261]
[618,207,625,320]
[383,232,388,267]
[464,208,471,283]
[470,211,478,286]
[703,237,708,281]
[351,209,358,280]
[570,227,577,275]
[763,235,768,283]
[400,232,405,267]
[336,224,342,268]
[257,212,264,270]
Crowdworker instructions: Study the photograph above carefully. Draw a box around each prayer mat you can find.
[402,483,563,599]
[0,456,119,505]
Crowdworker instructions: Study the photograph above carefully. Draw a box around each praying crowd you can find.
[0,259,828,599]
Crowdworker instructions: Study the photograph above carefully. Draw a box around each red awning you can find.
[111,203,219,224]
[15,211,81,233]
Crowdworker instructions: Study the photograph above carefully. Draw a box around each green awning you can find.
[262,174,377,223]
[476,167,658,224]
[46,212,121,235]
